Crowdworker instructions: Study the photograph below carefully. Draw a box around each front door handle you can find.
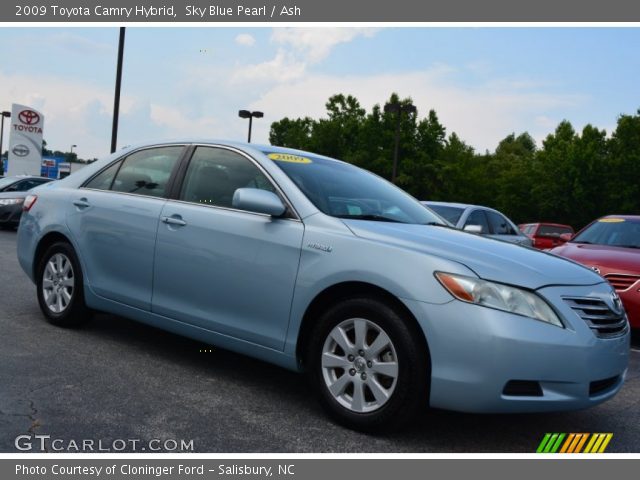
[161,215,187,227]
[73,198,90,209]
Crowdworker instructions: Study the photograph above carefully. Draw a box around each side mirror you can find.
[464,224,483,234]
[232,188,286,217]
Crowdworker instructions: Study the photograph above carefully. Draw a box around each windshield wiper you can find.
[335,214,406,223]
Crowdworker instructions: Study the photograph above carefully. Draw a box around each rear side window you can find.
[86,147,183,198]
[465,209,490,234]
[486,210,517,235]
[15,180,35,191]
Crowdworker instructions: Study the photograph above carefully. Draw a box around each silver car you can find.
[423,201,532,246]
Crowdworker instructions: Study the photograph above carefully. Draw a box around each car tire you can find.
[36,242,91,327]
[307,296,429,432]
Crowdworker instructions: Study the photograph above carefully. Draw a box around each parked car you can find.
[519,222,574,250]
[0,176,53,229]
[17,141,628,431]
[551,215,640,330]
[423,201,532,247]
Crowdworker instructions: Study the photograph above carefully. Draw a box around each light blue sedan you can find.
[17,141,629,431]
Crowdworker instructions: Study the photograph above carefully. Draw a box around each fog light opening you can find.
[503,380,543,397]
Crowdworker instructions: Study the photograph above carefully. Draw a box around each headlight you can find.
[435,272,563,327]
[0,198,24,206]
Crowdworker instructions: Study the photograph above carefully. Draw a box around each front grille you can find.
[563,296,628,338]
[605,273,640,292]
[589,376,620,396]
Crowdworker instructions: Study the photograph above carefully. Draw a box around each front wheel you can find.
[307,297,429,432]
[36,242,90,327]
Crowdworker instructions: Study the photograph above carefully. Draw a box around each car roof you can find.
[120,139,344,165]
[423,201,505,213]
[600,214,640,221]
[525,222,573,228]
[422,201,476,209]
[4,175,51,181]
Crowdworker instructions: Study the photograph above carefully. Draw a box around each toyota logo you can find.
[609,291,623,315]
[18,109,40,125]
[12,144,30,157]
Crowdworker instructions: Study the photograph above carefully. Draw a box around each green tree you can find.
[269,117,314,150]
[606,110,640,216]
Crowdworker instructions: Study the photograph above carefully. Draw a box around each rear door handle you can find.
[161,215,187,227]
[73,198,90,209]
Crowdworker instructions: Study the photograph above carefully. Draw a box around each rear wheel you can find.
[307,297,429,432]
[36,242,90,327]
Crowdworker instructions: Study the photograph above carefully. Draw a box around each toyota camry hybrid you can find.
[16,141,630,431]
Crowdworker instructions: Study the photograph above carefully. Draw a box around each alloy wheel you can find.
[321,318,399,413]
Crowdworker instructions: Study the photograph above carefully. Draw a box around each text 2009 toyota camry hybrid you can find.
[17,141,630,431]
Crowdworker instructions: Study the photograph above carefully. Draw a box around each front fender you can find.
[283,216,475,356]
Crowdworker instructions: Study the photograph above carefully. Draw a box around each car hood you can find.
[341,220,603,290]
[551,242,640,274]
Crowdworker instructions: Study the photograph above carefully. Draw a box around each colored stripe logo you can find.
[537,433,613,453]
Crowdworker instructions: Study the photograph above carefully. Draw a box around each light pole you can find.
[70,144,77,154]
[0,111,10,172]
[111,27,126,153]
[384,102,416,183]
[238,110,264,143]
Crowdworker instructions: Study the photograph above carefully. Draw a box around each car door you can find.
[152,145,305,350]
[66,145,185,310]
[485,209,528,245]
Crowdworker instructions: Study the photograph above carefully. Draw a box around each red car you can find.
[551,215,640,329]
[519,222,574,250]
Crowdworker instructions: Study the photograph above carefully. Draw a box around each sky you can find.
[0,27,639,160]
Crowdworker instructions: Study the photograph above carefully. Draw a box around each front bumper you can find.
[403,282,630,413]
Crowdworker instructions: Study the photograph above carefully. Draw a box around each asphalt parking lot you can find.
[1,229,639,453]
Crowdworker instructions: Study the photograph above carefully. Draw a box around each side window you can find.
[111,147,183,198]
[4,181,23,192]
[15,180,33,191]
[85,161,122,191]
[465,209,490,234]
[180,147,275,209]
[487,211,517,235]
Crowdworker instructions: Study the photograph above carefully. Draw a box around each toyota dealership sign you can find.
[7,103,44,176]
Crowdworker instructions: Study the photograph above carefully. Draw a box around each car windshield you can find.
[426,204,464,225]
[0,177,18,190]
[266,152,444,225]
[572,218,640,248]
